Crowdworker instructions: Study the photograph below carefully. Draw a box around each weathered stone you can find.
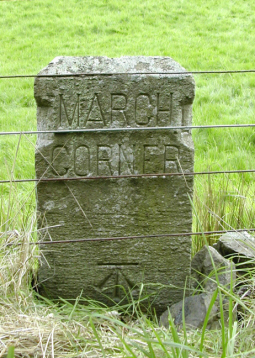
[160,245,237,330]
[159,293,235,330]
[214,232,255,269]
[35,56,195,314]
[159,293,215,329]
[191,245,236,293]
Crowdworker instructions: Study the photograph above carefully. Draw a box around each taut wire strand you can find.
[4,228,255,247]
[0,169,255,184]
[1,69,255,79]
[0,124,255,136]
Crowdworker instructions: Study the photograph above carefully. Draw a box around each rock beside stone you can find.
[214,231,255,269]
[160,244,237,330]
[191,245,236,293]
[159,293,231,330]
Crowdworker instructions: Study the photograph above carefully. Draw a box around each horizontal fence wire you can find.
[1,123,255,136]
[1,169,255,184]
[1,69,255,79]
[4,228,255,247]
[1,69,254,243]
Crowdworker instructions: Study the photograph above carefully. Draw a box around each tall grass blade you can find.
[199,288,218,352]
[150,326,172,358]
[114,328,137,358]
[128,340,154,358]
[167,308,180,358]
[226,321,238,357]
[219,290,226,357]
[139,321,156,358]
[7,346,15,358]
[89,316,106,358]
[181,280,188,358]
[68,290,83,320]
[228,266,234,340]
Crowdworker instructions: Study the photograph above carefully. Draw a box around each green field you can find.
[1,0,255,356]
[1,0,255,232]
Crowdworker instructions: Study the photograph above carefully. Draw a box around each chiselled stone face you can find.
[35,56,195,314]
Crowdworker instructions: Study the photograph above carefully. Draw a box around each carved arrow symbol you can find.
[97,264,138,302]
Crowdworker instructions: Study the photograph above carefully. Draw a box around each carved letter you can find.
[111,94,127,125]
[59,94,80,128]
[119,145,134,175]
[135,94,152,125]
[164,145,178,173]
[52,146,70,176]
[156,93,173,126]
[97,145,113,175]
[143,145,163,174]
[74,146,90,176]
[85,94,105,126]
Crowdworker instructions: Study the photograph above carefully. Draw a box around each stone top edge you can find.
[37,56,193,77]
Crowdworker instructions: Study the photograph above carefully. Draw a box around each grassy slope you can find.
[0,0,255,179]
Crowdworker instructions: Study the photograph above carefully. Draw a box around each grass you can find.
[1,224,255,357]
[1,0,255,356]
[192,174,255,254]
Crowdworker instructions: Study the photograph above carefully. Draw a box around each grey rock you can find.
[214,231,255,269]
[35,56,195,314]
[191,245,236,293]
[159,293,231,330]
[160,245,237,330]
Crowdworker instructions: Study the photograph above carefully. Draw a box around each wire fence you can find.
[4,228,255,247]
[0,169,255,185]
[1,123,255,136]
[1,69,255,79]
[1,68,255,244]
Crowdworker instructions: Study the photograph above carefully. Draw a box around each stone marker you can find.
[35,56,195,314]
